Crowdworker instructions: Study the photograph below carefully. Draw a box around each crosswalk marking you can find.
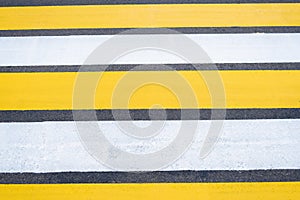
[1,34,300,66]
[1,182,300,200]
[0,0,299,198]
[0,120,299,172]
[1,4,300,30]
[0,70,299,110]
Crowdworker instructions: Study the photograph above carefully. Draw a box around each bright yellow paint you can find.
[0,70,299,110]
[0,4,300,30]
[0,182,299,200]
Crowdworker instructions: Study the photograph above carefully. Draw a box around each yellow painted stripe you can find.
[0,182,299,200]
[0,70,299,110]
[0,4,300,30]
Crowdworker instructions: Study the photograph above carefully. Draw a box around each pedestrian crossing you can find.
[0,0,299,199]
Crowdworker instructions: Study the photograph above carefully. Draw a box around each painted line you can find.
[0,182,299,200]
[1,4,300,30]
[2,0,300,7]
[0,109,299,122]
[1,170,300,183]
[0,70,299,110]
[2,27,300,36]
[1,34,300,66]
[0,119,299,172]
[1,63,300,73]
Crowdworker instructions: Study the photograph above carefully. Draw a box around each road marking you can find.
[0,182,299,200]
[0,70,299,110]
[0,119,299,172]
[2,0,300,7]
[1,34,300,66]
[1,4,300,30]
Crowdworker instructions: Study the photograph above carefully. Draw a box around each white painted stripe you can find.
[0,119,299,172]
[1,33,300,66]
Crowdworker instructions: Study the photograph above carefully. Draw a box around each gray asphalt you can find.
[1,63,300,72]
[0,109,300,122]
[1,170,300,184]
[1,0,300,7]
[1,27,300,37]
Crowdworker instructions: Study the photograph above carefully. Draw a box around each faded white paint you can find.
[0,119,299,172]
